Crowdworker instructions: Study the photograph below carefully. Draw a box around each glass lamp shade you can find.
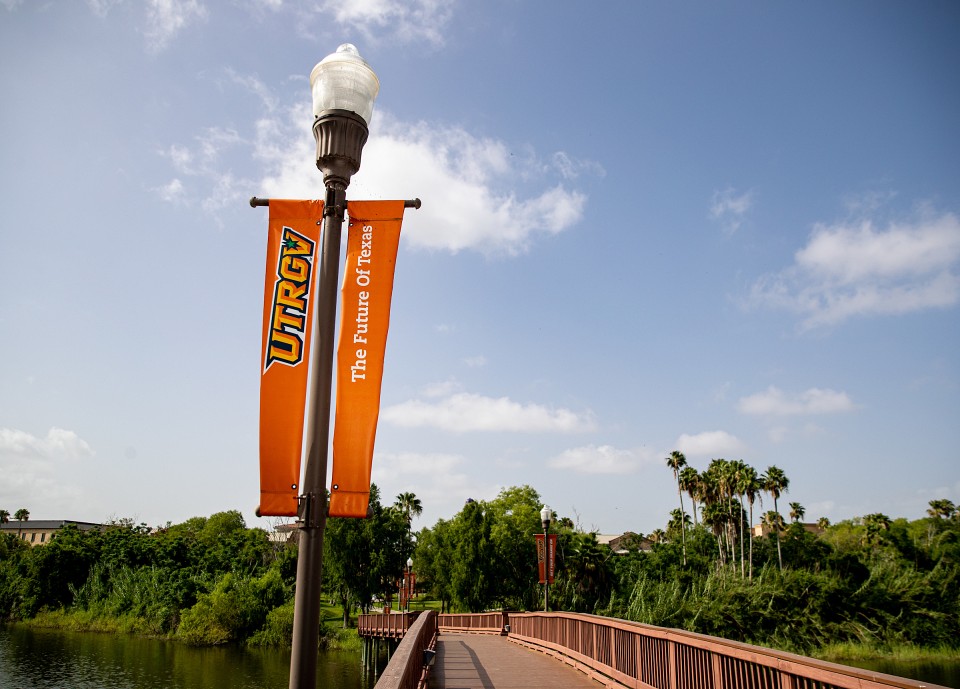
[540,506,553,524]
[310,44,380,124]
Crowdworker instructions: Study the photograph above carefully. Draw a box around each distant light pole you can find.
[288,43,380,689]
[540,506,553,612]
[406,557,414,611]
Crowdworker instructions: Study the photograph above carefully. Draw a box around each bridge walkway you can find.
[428,633,599,689]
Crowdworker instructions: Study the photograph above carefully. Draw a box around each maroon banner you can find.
[535,533,557,584]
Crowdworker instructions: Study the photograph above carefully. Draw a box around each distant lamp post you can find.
[406,557,414,611]
[288,43,380,689]
[540,506,553,612]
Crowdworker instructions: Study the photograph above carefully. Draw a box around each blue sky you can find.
[1,0,958,536]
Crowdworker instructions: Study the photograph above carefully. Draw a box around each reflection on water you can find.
[839,657,960,689]
[0,624,374,689]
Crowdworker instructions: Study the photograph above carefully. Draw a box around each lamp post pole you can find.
[288,44,379,689]
[540,506,552,612]
[406,557,413,612]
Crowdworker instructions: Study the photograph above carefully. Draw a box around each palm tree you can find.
[679,467,701,526]
[667,508,692,537]
[763,510,785,564]
[862,513,891,546]
[762,466,789,570]
[14,508,29,539]
[741,465,762,579]
[394,492,423,525]
[789,502,805,523]
[817,517,831,530]
[730,460,751,578]
[665,451,688,565]
[0,509,9,527]
[649,529,666,544]
[927,499,955,520]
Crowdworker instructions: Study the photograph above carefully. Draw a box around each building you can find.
[751,522,825,538]
[0,520,103,546]
[596,532,653,554]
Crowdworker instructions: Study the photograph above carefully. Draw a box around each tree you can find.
[927,499,956,520]
[862,512,891,546]
[763,510,785,556]
[665,451,688,565]
[449,499,495,612]
[14,509,29,539]
[394,492,423,525]
[789,502,805,523]
[762,467,789,570]
[554,532,612,613]
[817,517,831,530]
[741,464,762,580]
[0,510,9,526]
[679,467,701,527]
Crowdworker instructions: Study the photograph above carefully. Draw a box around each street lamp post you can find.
[288,43,380,689]
[540,506,553,612]
[406,557,414,612]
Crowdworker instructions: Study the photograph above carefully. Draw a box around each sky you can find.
[1,0,958,537]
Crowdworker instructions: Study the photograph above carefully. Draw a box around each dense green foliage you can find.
[413,486,960,655]
[3,484,958,657]
[0,488,413,647]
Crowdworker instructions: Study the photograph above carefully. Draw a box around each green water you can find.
[0,625,375,689]
[838,657,960,689]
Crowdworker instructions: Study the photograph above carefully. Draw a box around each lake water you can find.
[2,624,958,689]
[0,625,376,689]
[838,657,960,689]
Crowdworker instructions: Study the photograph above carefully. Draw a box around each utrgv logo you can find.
[265,227,315,370]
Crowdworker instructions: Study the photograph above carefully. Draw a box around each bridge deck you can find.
[428,633,600,689]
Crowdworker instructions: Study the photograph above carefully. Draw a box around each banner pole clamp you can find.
[250,196,421,209]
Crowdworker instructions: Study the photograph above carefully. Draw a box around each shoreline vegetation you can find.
[2,478,958,667]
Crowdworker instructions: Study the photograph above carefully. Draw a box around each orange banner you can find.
[258,200,323,517]
[536,533,557,583]
[330,200,406,517]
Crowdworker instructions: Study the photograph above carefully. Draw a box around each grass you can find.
[815,642,960,663]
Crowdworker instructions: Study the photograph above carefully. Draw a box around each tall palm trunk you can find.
[773,496,783,570]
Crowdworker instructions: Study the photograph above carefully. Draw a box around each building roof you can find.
[1,520,103,531]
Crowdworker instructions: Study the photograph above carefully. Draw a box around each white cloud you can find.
[255,107,587,255]
[749,210,960,329]
[372,451,499,522]
[675,430,744,458]
[320,0,455,46]
[381,392,597,433]
[144,0,207,52]
[738,386,856,416]
[161,71,588,254]
[0,428,94,511]
[157,178,185,203]
[549,444,656,474]
[464,355,487,368]
[710,187,754,235]
[0,427,94,459]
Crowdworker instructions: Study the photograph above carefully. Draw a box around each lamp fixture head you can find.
[310,43,380,125]
[540,506,553,528]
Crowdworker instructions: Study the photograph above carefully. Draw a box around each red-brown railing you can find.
[438,611,507,634]
[506,612,948,689]
[360,611,947,689]
[358,611,421,639]
[369,610,438,689]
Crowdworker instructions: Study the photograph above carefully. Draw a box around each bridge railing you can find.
[369,610,438,689]
[507,611,943,689]
[438,611,507,634]
[358,611,421,639]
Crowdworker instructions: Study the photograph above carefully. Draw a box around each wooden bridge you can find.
[358,611,949,689]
